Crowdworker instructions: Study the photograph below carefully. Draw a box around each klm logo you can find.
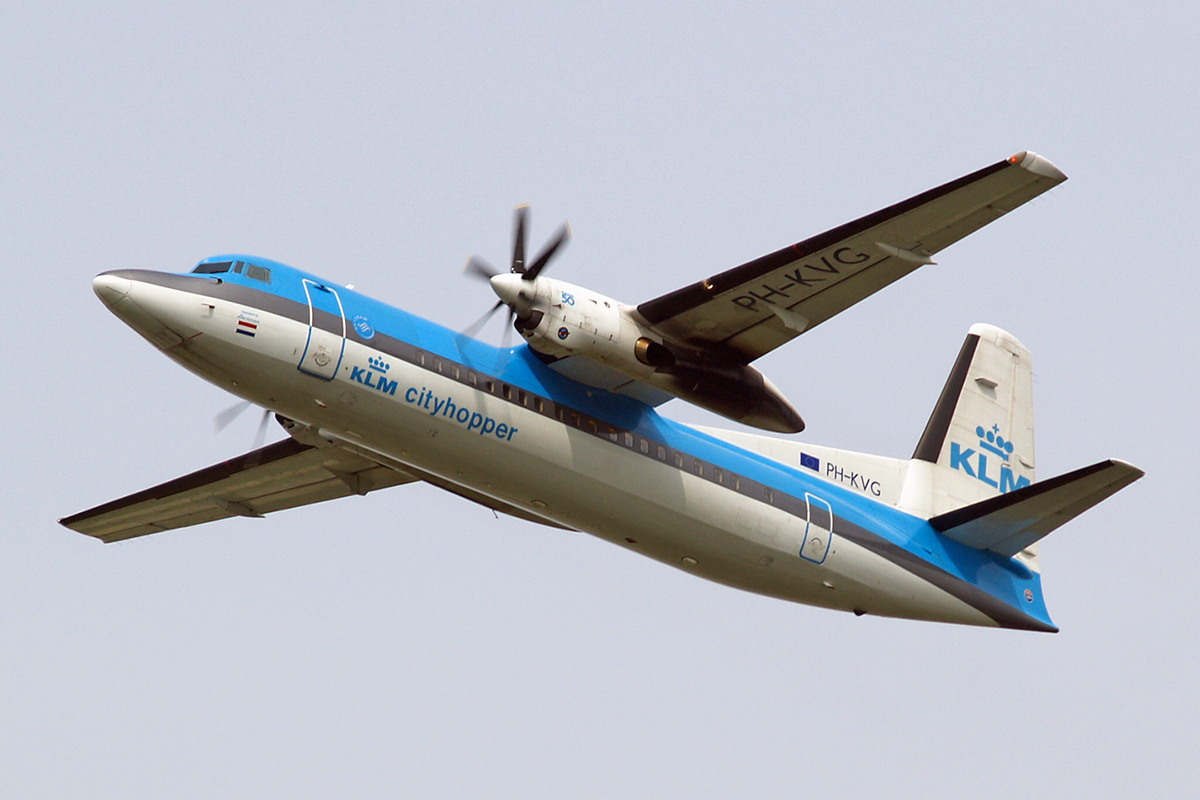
[949,424,1030,494]
[350,356,397,396]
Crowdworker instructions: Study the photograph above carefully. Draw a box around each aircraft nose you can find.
[93,270,133,307]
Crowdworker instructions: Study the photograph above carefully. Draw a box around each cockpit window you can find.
[193,261,232,274]
[244,263,271,283]
[192,259,271,283]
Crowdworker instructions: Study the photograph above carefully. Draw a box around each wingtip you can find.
[1108,458,1146,481]
[1009,151,1067,182]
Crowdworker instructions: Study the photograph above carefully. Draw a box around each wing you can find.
[636,151,1067,362]
[59,438,419,543]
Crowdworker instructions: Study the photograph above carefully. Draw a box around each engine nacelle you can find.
[515,278,656,373]
[506,277,803,433]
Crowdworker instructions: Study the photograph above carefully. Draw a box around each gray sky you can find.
[3,1,1195,797]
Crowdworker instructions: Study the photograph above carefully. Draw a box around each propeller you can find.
[213,399,273,449]
[461,205,570,344]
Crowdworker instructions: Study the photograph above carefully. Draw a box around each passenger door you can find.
[800,493,833,564]
[299,279,346,380]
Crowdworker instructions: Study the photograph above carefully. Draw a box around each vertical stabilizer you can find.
[904,324,1037,527]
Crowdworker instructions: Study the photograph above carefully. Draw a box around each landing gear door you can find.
[801,493,833,564]
[299,279,346,381]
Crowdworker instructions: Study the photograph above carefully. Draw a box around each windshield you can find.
[191,260,271,283]
[192,261,232,274]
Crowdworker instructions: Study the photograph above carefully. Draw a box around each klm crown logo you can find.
[950,423,1029,494]
[350,356,397,396]
[977,424,1013,462]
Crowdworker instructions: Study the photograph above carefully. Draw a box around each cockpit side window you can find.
[244,263,271,283]
[192,261,232,274]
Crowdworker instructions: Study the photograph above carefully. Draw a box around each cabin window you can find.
[608,428,619,443]
[535,397,545,413]
[656,445,666,460]
[673,452,684,468]
[502,384,512,400]
[433,357,443,373]
[623,432,634,447]
[714,469,724,485]
[639,438,649,454]
[484,379,494,393]
[467,370,478,386]
[694,460,704,477]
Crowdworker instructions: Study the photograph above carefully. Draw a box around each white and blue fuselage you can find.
[89,256,1056,632]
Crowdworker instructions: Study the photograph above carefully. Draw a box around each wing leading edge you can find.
[636,151,1067,363]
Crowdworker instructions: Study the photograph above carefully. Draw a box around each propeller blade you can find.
[460,299,505,341]
[464,256,500,282]
[252,408,272,450]
[501,307,515,350]
[512,204,528,275]
[214,399,251,433]
[523,222,571,281]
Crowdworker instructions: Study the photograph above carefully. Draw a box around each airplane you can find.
[60,151,1143,632]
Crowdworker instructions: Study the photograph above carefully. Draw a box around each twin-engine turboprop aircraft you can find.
[61,152,1143,631]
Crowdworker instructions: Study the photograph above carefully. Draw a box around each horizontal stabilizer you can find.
[929,459,1143,557]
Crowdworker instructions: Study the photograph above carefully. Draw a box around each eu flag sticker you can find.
[800,452,820,471]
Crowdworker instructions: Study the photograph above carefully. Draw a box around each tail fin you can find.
[903,323,1036,517]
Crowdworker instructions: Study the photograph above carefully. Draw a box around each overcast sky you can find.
[3,1,1196,797]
